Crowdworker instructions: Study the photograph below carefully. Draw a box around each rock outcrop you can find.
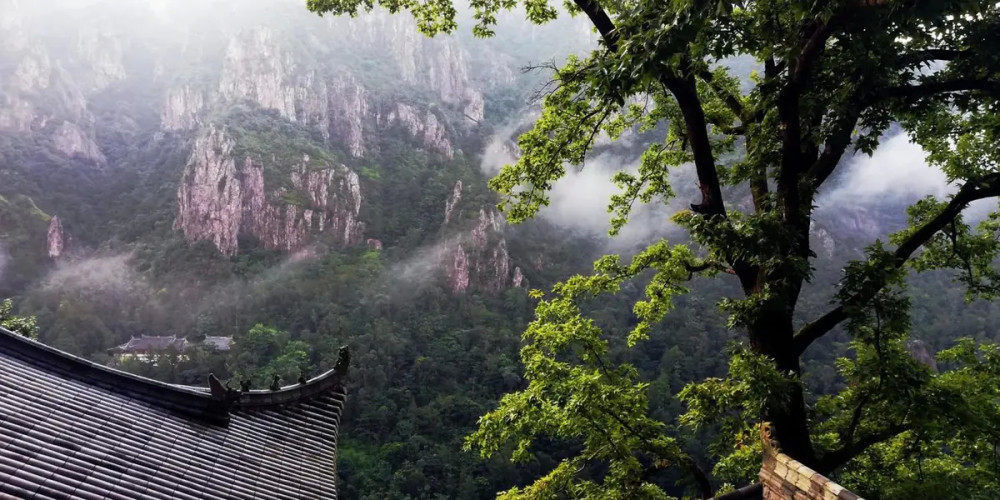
[51,121,105,165]
[444,180,462,224]
[332,11,486,123]
[327,75,367,157]
[219,27,297,120]
[13,50,51,92]
[216,28,374,158]
[162,85,205,131]
[381,103,453,158]
[76,29,126,90]
[512,266,525,288]
[47,216,64,258]
[174,125,363,256]
[439,181,517,293]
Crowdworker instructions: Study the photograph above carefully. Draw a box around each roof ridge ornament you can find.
[334,345,350,378]
[208,373,240,412]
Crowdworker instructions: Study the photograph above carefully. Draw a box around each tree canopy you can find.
[308,0,1000,497]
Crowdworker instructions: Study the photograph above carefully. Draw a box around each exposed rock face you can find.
[443,208,513,293]
[174,126,242,254]
[445,246,471,293]
[162,85,205,131]
[174,125,363,256]
[810,224,836,259]
[76,29,126,90]
[512,266,524,288]
[907,339,939,372]
[47,216,64,259]
[220,27,297,119]
[14,50,51,92]
[0,95,34,132]
[333,11,486,123]
[440,182,517,293]
[444,180,462,224]
[327,75,367,157]
[51,121,105,165]
[382,103,453,158]
[218,28,373,158]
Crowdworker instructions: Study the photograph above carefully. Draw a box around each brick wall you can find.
[758,423,864,500]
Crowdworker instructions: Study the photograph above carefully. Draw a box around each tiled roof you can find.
[201,336,234,352]
[113,335,188,353]
[0,326,348,499]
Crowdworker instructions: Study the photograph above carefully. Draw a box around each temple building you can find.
[110,335,189,362]
[0,326,348,499]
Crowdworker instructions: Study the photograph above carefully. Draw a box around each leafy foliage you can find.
[308,0,1000,498]
[0,298,38,339]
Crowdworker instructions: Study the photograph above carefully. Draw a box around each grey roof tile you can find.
[0,327,348,499]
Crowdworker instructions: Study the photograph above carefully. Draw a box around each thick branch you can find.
[778,14,841,230]
[573,0,618,50]
[817,423,908,474]
[884,78,1000,101]
[711,483,763,500]
[792,17,841,88]
[808,75,997,191]
[697,69,745,121]
[662,75,728,218]
[794,173,1000,355]
[901,48,967,66]
[805,106,863,189]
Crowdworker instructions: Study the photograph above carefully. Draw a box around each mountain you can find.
[0,1,603,497]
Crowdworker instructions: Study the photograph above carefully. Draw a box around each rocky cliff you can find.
[0,0,542,296]
[440,181,522,293]
[174,125,363,256]
[46,216,64,259]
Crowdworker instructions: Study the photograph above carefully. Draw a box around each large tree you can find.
[308,0,1000,497]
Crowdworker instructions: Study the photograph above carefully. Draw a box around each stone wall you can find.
[759,423,863,500]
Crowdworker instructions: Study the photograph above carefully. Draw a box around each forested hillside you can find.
[2,0,1000,498]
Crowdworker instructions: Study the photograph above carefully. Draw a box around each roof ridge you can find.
[0,326,350,422]
[237,345,350,409]
[0,325,230,424]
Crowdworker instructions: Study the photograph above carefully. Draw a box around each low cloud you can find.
[387,239,451,291]
[819,133,949,207]
[43,254,147,297]
[818,132,1000,223]
[543,153,687,245]
[0,245,8,284]
[480,118,687,248]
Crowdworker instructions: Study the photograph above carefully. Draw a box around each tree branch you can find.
[697,68,745,121]
[778,13,841,230]
[794,173,1000,355]
[805,106,863,189]
[711,483,763,500]
[884,78,1000,101]
[662,75,728,218]
[901,48,967,66]
[573,0,618,50]
[792,16,841,88]
[817,422,909,474]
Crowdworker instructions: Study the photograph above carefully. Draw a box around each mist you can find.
[818,133,948,208]
[0,245,8,283]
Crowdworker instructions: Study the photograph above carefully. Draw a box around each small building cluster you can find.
[110,334,234,362]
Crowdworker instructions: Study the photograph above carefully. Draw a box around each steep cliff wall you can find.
[46,216,64,259]
[440,181,521,293]
[174,125,363,256]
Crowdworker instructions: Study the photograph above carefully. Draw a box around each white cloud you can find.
[819,133,950,207]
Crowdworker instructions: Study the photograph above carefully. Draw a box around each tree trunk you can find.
[748,299,817,466]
